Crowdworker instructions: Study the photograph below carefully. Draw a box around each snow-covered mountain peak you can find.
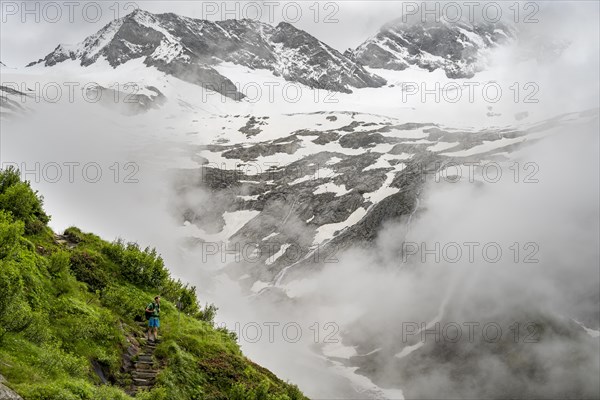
[27,9,386,98]
[350,16,515,78]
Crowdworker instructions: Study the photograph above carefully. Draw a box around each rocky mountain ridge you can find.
[28,9,386,98]
[348,18,515,78]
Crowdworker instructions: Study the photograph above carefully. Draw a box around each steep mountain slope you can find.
[168,107,599,399]
[0,168,307,400]
[173,109,599,288]
[0,85,31,120]
[348,18,515,78]
[28,9,385,98]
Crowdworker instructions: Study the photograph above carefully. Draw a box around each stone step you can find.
[135,361,154,370]
[133,367,158,374]
[135,365,153,371]
[135,365,156,371]
[133,378,153,387]
[138,355,153,362]
[136,370,157,377]
[132,370,157,379]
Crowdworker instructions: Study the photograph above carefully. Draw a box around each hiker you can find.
[145,295,161,342]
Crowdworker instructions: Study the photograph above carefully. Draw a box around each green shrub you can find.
[0,259,35,341]
[0,166,21,192]
[101,284,149,322]
[22,311,53,345]
[135,387,169,400]
[0,210,23,259]
[254,380,271,400]
[215,325,237,342]
[93,385,131,400]
[0,259,22,313]
[69,250,111,292]
[63,226,85,243]
[228,380,299,400]
[198,303,218,325]
[36,343,89,379]
[48,251,70,277]
[285,384,304,400]
[0,167,49,227]
[102,240,169,289]
[161,279,206,320]
[0,183,39,220]
[16,379,96,400]
[229,383,248,400]
[176,284,199,315]
[47,251,78,296]
[17,382,81,400]
[25,219,46,235]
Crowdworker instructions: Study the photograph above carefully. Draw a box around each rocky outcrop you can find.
[349,18,515,78]
[171,109,587,287]
[0,375,23,400]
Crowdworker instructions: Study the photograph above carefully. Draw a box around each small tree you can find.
[0,167,50,231]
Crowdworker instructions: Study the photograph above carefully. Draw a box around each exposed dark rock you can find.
[239,116,266,137]
[222,140,302,162]
[350,18,515,78]
[339,132,396,149]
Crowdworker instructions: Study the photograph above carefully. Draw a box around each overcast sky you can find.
[1,1,598,67]
[0,1,405,66]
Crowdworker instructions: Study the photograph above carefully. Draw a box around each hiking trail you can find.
[127,336,161,396]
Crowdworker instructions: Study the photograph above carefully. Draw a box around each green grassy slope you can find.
[0,167,307,400]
